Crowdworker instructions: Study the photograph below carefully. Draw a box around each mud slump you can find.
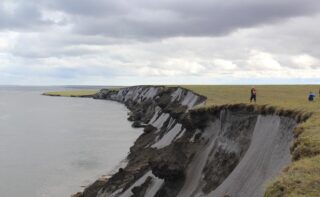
[79,86,308,197]
[178,111,296,197]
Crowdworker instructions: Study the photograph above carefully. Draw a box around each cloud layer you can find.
[0,0,320,85]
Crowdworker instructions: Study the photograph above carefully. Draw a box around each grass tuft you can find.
[264,155,320,197]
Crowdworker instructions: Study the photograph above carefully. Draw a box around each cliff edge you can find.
[77,86,308,197]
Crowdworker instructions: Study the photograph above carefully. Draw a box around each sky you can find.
[0,0,320,85]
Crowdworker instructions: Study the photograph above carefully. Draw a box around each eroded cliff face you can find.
[78,86,305,197]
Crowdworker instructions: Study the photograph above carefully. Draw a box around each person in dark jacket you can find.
[308,92,316,101]
[250,87,257,103]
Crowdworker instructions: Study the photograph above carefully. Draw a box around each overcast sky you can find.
[0,0,320,85]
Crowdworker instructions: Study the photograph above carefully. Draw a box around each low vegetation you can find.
[43,85,320,196]
[43,90,98,97]
[183,85,320,197]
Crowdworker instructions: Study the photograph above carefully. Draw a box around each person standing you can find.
[250,87,257,103]
[308,92,316,101]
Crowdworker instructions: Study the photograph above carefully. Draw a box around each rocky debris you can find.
[93,89,118,99]
[131,177,153,197]
[131,121,147,128]
[149,161,185,181]
[202,150,240,193]
[143,125,157,134]
[71,192,83,197]
[81,179,108,197]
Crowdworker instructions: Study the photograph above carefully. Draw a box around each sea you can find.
[0,86,142,197]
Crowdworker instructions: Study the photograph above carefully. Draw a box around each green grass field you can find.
[43,90,98,97]
[183,85,320,197]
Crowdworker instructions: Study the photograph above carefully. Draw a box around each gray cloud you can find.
[2,0,320,39]
[44,0,320,39]
[0,1,54,31]
[44,0,129,17]
[1,0,320,85]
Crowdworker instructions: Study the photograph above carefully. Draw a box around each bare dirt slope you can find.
[77,86,307,197]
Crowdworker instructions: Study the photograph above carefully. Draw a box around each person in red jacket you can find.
[250,87,257,103]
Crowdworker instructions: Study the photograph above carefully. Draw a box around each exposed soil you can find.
[74,86,306,197]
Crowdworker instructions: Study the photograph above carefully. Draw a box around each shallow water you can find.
[0,87,141,197]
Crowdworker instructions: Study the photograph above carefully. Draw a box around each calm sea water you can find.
[0,87,141,197]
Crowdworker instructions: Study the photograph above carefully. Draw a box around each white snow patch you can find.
[118,171,164,197]
[149,107,162,124]
[119,171,152,197]
[175,129,186,141]
[144,176,165,197]
[170,88,184,102]
[123,91,132,102]
[166,117,176,130]
[143,87,159,99]
[151,113,170,130]
[132,88,143,101]
[206,115,292,197]
[177,121,221,197]
[181,92,199,109]
[102,189,122,197]
[120,87,160,103]
[151,123,182,149]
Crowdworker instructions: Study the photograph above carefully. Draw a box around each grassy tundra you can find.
[43,90,98,97]
[184,85,320,197]
[44,85,320,196]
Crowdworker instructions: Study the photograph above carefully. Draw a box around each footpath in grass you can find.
[183,85,320,197]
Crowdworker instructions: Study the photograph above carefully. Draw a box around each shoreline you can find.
[42,90,98,97]
[43,85,315,197]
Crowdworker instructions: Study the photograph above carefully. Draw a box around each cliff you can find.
[77,86,309,197]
